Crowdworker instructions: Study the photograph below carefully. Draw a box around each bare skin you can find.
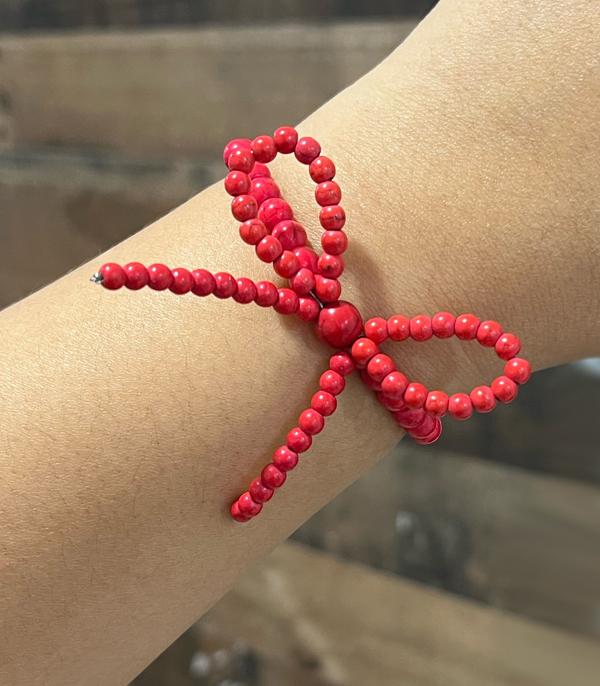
[0,2,598,683]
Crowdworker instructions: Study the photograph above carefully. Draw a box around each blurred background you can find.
[1,2,599,685]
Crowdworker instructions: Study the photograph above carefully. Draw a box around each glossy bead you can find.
[309,156,336,183]
[261,464,286,489]
[387,314,410,341]
[147,263,173,291]
[319,370,345,396]
[409,414,437,439]
[299,408,325,435]
[255,235,283,263]
[231,194,258,221]
[364,317,388,344]
[317,301,363,349]
[315,180,342,207]
[191,268,216,296]
[272,445,299,472]
[249,177,280,205]
[213,272,237,299]
[410,315,433,342]
[290,268,316,296]
[298,297,320,321]
[432,312,456,339]
[254,280,278,307]
[367,354,396,384]
[455,313,480,340]
[425,390,449,417]
[257,198,293,231]
[495,333,521,360]
[287,427,312,453]
[249,478,274,504]
[350,337,379,368]
[222,138,251,165]
[491,375,518,403]
[317,253,344,279]
[504,357,532,384]
[238,491,262,517]
[169,267,193,295]
[99,262,126,290]
[311,390,337,416]
[124,262,148,290]
[314,275,342,303]
[230,500,251,523]
[272,220,306,250]
[274,251,301,278]
[477,320,503,347]
[381,371,408,398]
[251,135,276,163]
[227,148,255,173]
[329,352,356,377]
[274,288,299,315]
[414,418,442,445]
[321,230,348,256]
[273,125,298,154]
[377,392,406,411]
[249,162,271,179]
[294,247,319,273]
[224,170,250,196]
[470,385,496,413]
[233,277,257,304]
[239,218,268,245]
[295,136,321,164]
[393,406,426,430]
[319,205,346,231]
[448,393,473,420]
[404,383,428,409]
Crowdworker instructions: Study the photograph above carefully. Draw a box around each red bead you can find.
[147,263,173,291]
[249,177,280,205]
[409,414,437,439]
[224,170,250,196]
[425,390,448,416]
[318,301,363,349]
[261,464,286,489]
[299,408,325,435]
[491,375,518,403]
[249,162,271,180]
[274,288,299,315]
[298,297,320,321]
[314,275,342,303]
[329,352,355,377]
[432,312,456,339]
[231,194,258,221]
[311,390,337,416]
[290,267,316,296]
[319,370,345,396]
[315,180,342,207]
[227,148,255,173]
[351,337,379,368]
[319,205,346,230]
[274,251,301,278]
[124,262,148,290]
[477,320,503,347]
[367,354,396,384]
[272,220,307,250]
[223,138,251,165]
[287,427,312,453]
[191,269,216,296]
[455,313,480,340]
[249,478,274,504]
[364,317,388,343]
[470,385,496,413]
[99,262,126,290]
[317,253,344,279]
[309,156,336,183]
[360,369,382,391]
[504,357,532,384]
[257,198,293,231]
[381,371,408,398]
[239,218,268,245]
[251,135,277,163]
[213,272,237,299]
[238,491,262,517]
[255,235,283,263]
[404,383,428,409]
[377,392,406,411]
[295,136,321,164]
[169,267,193,295]
[321,230,348,256]
[254,280,278,307]
[272,445,299,472]
[387,314,410,341]
[233,277,257,304]
[414,418,442,445]
[495,333,521,360]
[273,125,298,154]
[294,247,319,273]
[393,406,426,430]
[410,315,433,342]
[230,500,251,523]
[448,393,473,420]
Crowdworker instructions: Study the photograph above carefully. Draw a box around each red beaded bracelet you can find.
[91,126,533,524]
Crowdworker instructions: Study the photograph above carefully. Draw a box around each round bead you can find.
[311,390,337,416]
[295,136,321,164]
[410,315,433,342]
[249,478,274,504]
[387,314,410,341]
[294,247,319,273]
[224,170,250,196]
[477,320,503,347]
[314,275,342,303]
[227,148,254,173]
[147,263,173,291]
[249,162,271,180]
[367,354,396,384]
[432,312,456,339]
[495,333,521,360]
[274,288,299,315]
[233,277,257,304]
[213,272,237,299]
[274,251,301,278]
[123,262,148,290]
[238,491,262,517]
[319,370,345,396]
[299,408,325,435]
[272,446,299,472]
[249,177,280,205]
[504,357,532,384]
[351,337,379,368]
[254,280,278,307]
[455,313,480,340]
[491,375,518,403]
[317,301,363,349]
[261,464,286,489]
[470,385,496,413]
[290,268,316,296]
[309,156,336,183]
[169,267,193,295]
[329,352,355,377]
[414,418,442,445]
[287,427,312,453]
[272,220,307,250]
[251,135,276,163]
[321,230,348,256]
[255,235,283,263]
[404,383,428,409]
[99,262,126,290]
[317,253,344,279]
[222,138,251,165]
[315,180,342,207]
[239,218,268,245]
[377,392,406,411]
[364,317,388,344]
[257,198,293,231]
[191,269,215,296]
[393,406,426,430]
[231,194,258,221]
[319,205,346,231]
[298,297,320,321]
[230,500,251,523]
[448,393,473,420]
[273,125,298,154]
[360,369,381,391]
[381,371,408,398]
[425,390,449,417]
[409,414,437,439]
